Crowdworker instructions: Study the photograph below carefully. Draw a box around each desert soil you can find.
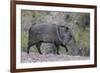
[21,52,89,63]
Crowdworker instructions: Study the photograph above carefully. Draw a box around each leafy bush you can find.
[21,31,28,52]
[74,25,90,49]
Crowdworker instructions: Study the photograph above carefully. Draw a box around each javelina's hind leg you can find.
[27,42,34,54]
[36,43,42,54]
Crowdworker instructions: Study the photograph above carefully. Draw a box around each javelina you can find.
[27,24,78,55]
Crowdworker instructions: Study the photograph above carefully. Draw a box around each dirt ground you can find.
[21,52,89,63]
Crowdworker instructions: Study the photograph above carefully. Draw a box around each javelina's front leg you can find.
[55,44,60,55]
[61,44,68,52]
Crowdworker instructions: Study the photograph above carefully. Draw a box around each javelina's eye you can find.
[69,35,72,38]
[65,27,69,32]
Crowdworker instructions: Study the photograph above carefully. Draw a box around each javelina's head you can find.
[58,25,74,45]
[58,25,81,55]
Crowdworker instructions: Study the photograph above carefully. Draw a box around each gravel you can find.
[21,52,89,63]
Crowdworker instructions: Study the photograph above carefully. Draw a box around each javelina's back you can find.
[29,24,59,43]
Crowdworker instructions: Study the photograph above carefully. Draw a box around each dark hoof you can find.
[57,53,60,55]
[27,51,29,54]
[39,52,42,55]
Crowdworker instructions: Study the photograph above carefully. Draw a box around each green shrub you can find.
[21,31,38,52]
[74,25,90,49]
[21,31,28,52]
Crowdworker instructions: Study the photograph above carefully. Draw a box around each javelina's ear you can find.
[58,25,69,32]
[58,25,64,27]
